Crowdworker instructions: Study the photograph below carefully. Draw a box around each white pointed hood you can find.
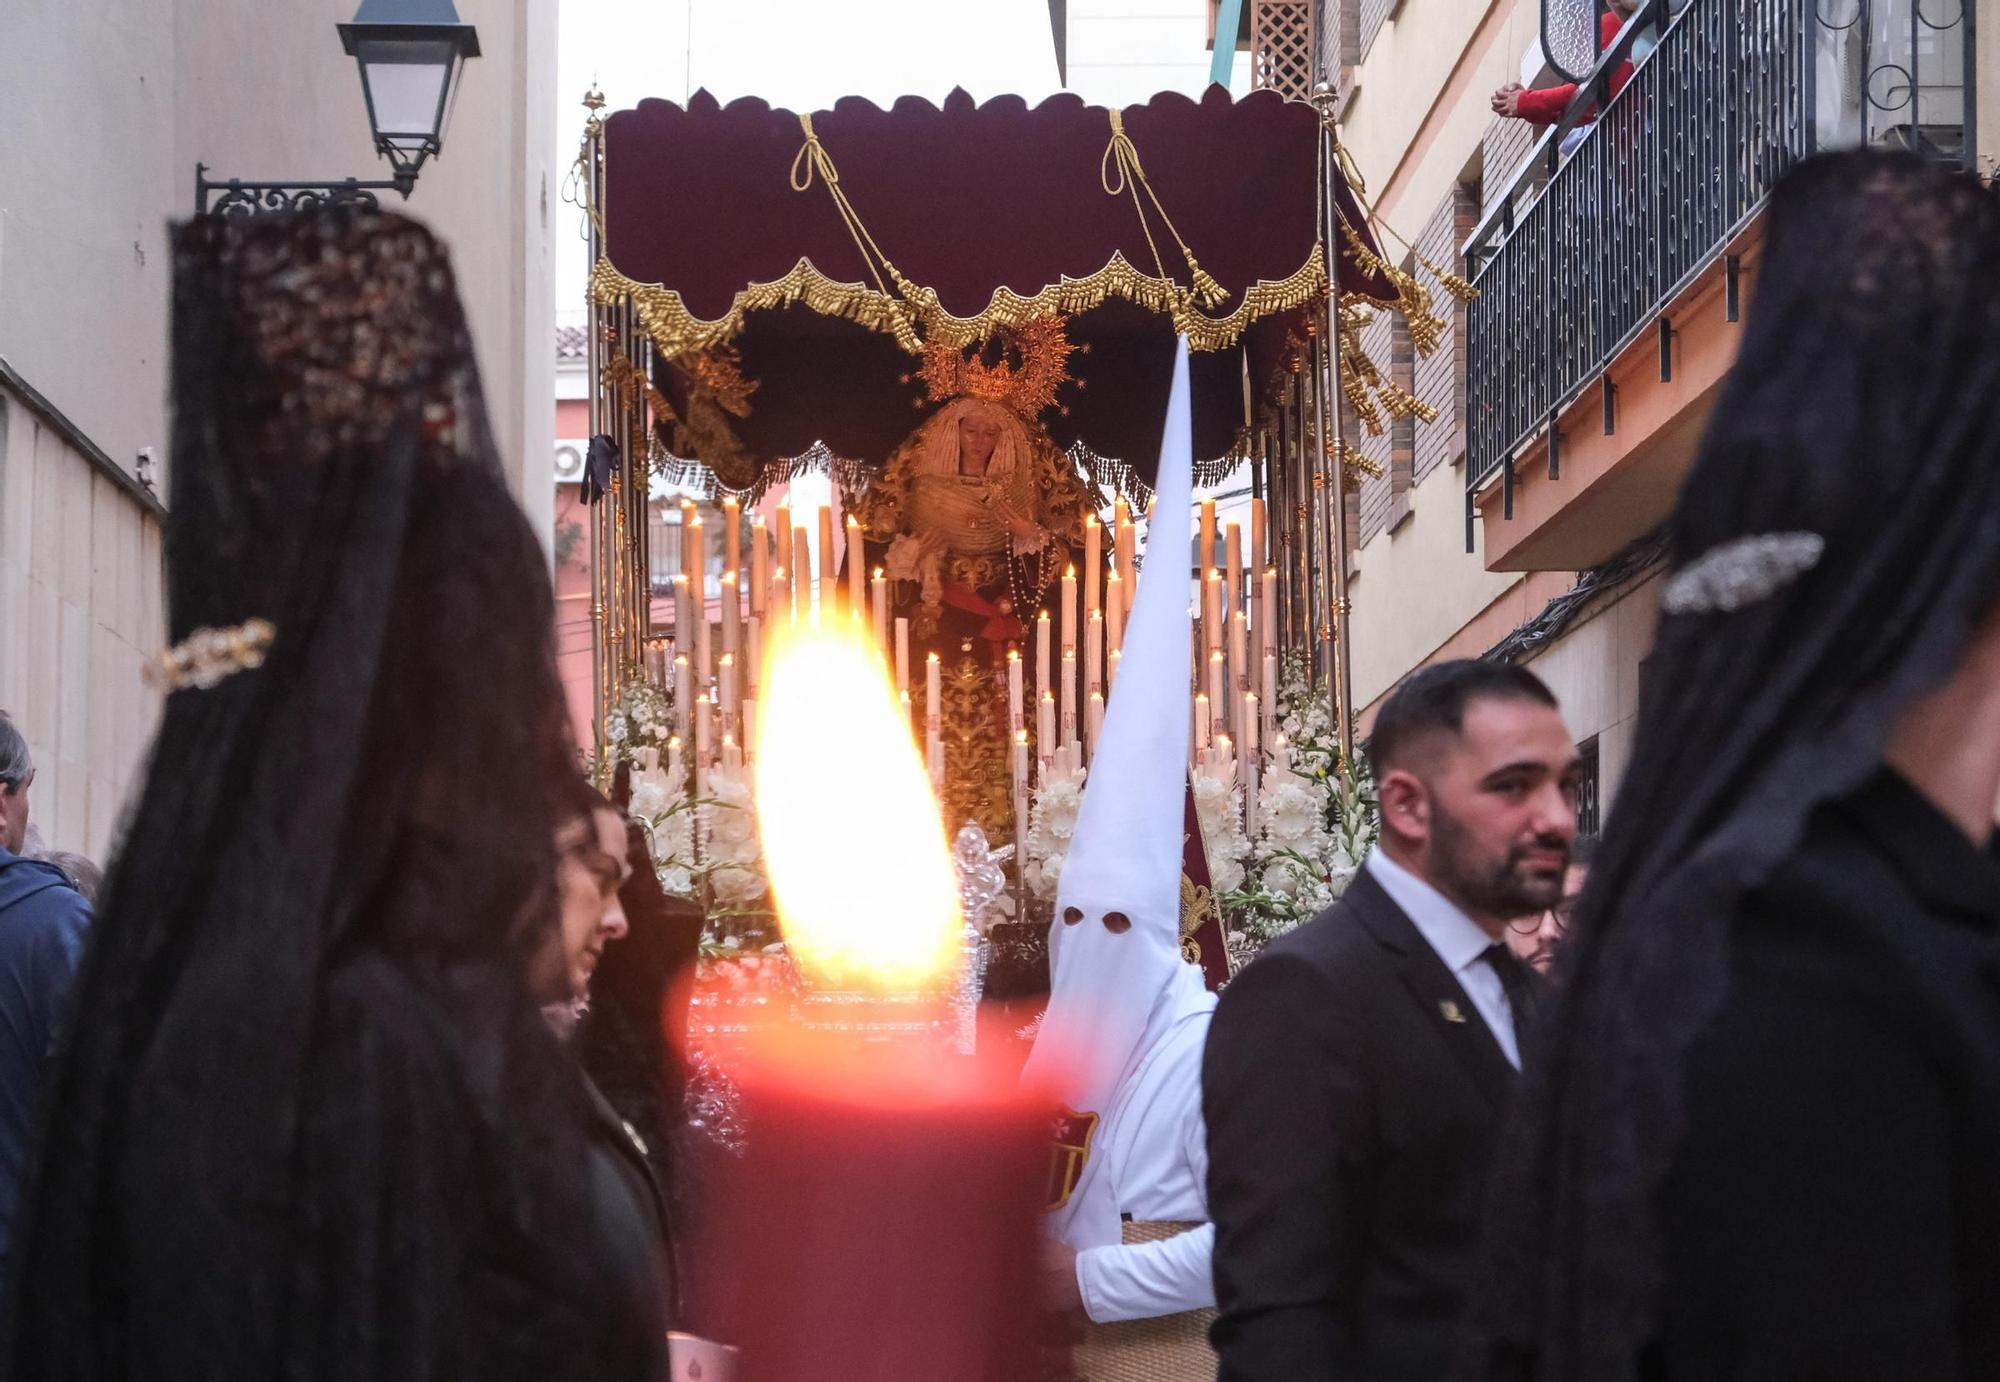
[1022,338,1215,1248]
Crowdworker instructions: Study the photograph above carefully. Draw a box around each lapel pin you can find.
[1438,1000,1467,1024]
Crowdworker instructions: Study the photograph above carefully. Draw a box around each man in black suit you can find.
[1205,660,1580,1382]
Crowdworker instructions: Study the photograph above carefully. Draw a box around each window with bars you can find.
[1573,734,1601,837]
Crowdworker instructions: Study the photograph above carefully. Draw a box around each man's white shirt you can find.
[1364,848,1523,1070]
[1071,1009,1217,1323]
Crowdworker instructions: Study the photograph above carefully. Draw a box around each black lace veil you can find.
[8,212,616,1379]
[1460,152,2000,1381]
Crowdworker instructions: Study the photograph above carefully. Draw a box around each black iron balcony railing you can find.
[1461,0,1978,529]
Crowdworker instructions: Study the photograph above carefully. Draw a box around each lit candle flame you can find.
[754,615,962,993]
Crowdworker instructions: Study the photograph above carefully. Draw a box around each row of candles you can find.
[644,492,1282,836]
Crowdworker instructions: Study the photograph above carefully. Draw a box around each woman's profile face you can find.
[957,411,1003,474]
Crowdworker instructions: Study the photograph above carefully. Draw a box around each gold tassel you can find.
[1419,253,1480,305]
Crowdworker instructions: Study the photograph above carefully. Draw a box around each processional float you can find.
[575,82,1462,943]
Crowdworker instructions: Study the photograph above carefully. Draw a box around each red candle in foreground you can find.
[687,616,1048,1382]
[695,1031,1045,1382]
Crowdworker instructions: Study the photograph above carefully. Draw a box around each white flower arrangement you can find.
[1192,768,1250,895]
[626,757,698,899]
[1224,654,1379,955]
[603,677,676,765]
[1021,761,1087,901]
[700,768,768,909]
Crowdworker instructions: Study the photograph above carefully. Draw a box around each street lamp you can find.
[196,0,480,216]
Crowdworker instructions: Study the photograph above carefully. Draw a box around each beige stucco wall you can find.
[0,0,556,502]
[1518,572,1660,817]
[0,396,167,858]
[0,0,556,858]
[1341,0,1542,224]
[1347,456,1522,712]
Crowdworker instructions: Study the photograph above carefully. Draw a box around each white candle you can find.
[1007,648,1024,739]
[1085,609,1103,703]
[1107,646,1121,696]
[721,733,741,773]
[1086,690,1104,754]
[719,652,738,744]
[1037,692,1057,783]
[1013,730,1031,851]
[694,691,713,793]
[846,514,865,620]
[1036,610,1052,713]
[871,566,888,648]
[1194,691,1212,752]
[771,567,790,627]
[720,570,741,665]
[666,734,683,790]
[740,698,757,762]
[1105,569,1124,658]
[1230,609,1250,739]
[747,615,763,690]
[722,497,741,580]
[1060,565,1077,662]
[895,617,911,695]
[672,573,691,658]
[773,503,792,583]
[1060,650,1078,748]
[750,515,769,616]
[1261,566,1278,660]
[695,584,713,692]
[1243,692,1261,840]
[818,506,836,602]
[1226,521,1243,619]
[925,652,943,788]
[1200,498,1216,587]
[1250,499,1267,610]
[1262,651,1279,749]
[1204,569,1224,654]
[688,512,707,599]
[673,655,692,742]
[1083,515,1101,629]
[1208,649,1227,740]
[792,529,812,622]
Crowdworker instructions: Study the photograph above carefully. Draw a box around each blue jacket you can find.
[0,849,90,1274]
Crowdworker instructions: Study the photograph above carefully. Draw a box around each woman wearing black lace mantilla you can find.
[1458,150,2000,1382]
[4,212,667,1379]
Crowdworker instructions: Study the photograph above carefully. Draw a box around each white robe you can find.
[1067,1004,1216,1324]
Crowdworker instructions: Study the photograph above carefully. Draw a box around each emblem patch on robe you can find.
[1047,1107,1100,1210]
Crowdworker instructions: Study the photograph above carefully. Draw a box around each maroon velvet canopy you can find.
[594,84,1392,479]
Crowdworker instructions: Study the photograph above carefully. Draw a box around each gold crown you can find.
[917,316,1076,419]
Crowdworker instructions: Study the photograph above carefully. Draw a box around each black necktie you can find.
[1484,943,1540,1066]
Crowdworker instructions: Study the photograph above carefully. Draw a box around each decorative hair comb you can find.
[145,618,276,692]
[1660,532,1824,616]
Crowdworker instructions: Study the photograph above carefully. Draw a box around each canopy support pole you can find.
[1311,85,1356,761]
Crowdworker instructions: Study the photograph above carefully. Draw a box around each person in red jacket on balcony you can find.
[1491,0,1641,132]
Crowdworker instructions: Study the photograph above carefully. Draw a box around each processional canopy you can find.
[586,85,1431,491]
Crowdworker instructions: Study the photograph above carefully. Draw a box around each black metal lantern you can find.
[339,0,482,186]
[196,0,479,214]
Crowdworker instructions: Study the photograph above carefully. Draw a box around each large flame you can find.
[754,614,963,993]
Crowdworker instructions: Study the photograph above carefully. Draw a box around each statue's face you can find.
[957,411,1003,474]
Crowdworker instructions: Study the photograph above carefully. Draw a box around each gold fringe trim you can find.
[591,243,1332,360]
[592,255,922,360]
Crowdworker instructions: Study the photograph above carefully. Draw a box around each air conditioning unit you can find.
[554,441,586,483]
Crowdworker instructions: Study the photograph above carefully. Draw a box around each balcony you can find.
[1461,0,1977,569]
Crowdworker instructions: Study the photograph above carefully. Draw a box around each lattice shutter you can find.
[1251,0,1317,102]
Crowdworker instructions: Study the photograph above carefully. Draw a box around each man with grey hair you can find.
[0,711,91,1274]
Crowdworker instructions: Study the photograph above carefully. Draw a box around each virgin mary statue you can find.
[855,317,1100,653]
[851,318,1101,840]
